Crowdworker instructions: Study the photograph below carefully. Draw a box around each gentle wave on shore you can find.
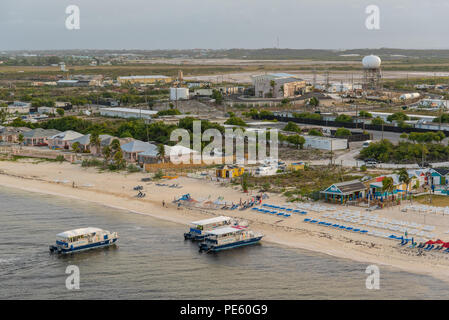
[1,186,449,299]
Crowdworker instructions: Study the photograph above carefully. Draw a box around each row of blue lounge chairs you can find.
[398,238,449,252]
[303,218,369,234]
[251,207,291,218]
[261,204,307,215]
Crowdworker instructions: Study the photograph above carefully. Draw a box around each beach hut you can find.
[320,180,367,204]
[216,165,245,179]
[289,162,305,171]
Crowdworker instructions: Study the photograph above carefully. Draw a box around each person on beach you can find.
[162,200,165,207]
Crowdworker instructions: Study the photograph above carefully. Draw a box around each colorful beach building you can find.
[320,180,367,204]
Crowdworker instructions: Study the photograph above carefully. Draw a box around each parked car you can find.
[364,159,378,168]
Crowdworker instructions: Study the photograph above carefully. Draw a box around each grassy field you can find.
[414,194,449,207]
[244,165,363,201]
[4,60,449,81]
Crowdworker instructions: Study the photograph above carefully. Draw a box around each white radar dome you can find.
[362,55,381,69]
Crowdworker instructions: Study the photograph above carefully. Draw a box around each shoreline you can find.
[2,161,449,283]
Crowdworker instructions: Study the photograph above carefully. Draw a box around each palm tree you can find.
[398,168,411,203]
[110,138,121,153]
[382,177,395,205]
[72,141,81,158]
[157,144,166,163]
[18,133,24,149]
[269,80,276,98]
[113,149,126,169]
[102,145,111,167]
[89,132,101,155]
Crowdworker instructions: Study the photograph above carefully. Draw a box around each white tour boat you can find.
[49,227,119,254]
[184,216,239,241]
[199,225,263,253]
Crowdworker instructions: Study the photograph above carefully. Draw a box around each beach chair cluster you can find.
[156,183,182,188]
[405,204,449,216]
[321,211,438,239]
[407,239,449,252]
[296,203,334,213]
[261,204,308,215]
[222,204,239,210]
[303,218,369,234]
[251,206,292,218]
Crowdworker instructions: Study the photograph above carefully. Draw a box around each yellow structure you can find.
[117,75,172,85]
[216,165,245,179]
[289,162,305,171]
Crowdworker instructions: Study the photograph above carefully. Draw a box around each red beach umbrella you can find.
[435,239,445,244]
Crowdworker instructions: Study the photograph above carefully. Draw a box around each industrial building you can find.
[419,99,449,109]
[117,75,172,85]
[99,107,157,120]
[252,73,306,98]
[7,101,31,114]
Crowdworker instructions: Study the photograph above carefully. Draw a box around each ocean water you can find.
[1,185,449,299]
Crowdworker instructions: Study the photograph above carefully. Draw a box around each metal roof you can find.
[205,226,243,236]
[191,216,232,226]
[23,128,60,138]
[56,227,105,238]
[121,140,156,153]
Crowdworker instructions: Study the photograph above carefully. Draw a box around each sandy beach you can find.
[2,159,449,283]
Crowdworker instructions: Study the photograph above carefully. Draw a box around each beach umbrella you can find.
[435,239,444,244]
[426,240,435,245]
[443,242,449,248]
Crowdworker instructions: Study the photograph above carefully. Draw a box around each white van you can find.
[362,140,372,148]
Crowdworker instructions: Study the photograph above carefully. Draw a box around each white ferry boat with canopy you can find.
[184,216,237,241]
[49,227,119,254]
[199,225,263,253]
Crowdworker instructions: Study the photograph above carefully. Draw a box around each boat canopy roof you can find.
[191,216,231,226]
[205,226,243,236]
[57,227,104,239]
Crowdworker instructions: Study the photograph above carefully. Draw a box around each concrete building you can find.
[170,88,189,101]
[117,75,172,85]
[7,101,31,114]
[252,73,306,98]
[37,107,56,114]
[302,135,348,151]
[419,99,449,109]
[99,107,157,120]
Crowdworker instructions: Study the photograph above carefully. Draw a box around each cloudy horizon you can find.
[1,0,449,51]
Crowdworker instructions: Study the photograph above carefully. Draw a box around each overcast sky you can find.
[1,0,449,50]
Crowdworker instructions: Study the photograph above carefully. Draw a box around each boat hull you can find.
[199,236,263,252]
[50,238,118,254]
[184,232,207,241]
